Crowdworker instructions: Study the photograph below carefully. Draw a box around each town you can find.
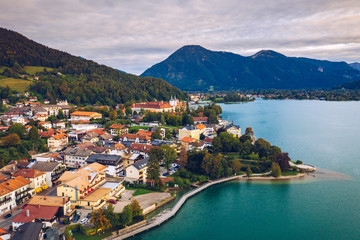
[0,94,246,239]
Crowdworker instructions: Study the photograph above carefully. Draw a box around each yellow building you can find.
[195,123,206,134]
[178,126,200,140]
[226,124,242,138]
[70,111,103,120]
[56,163,124,210]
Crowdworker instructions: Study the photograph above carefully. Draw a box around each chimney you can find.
[62,196,66,204]
[38,204,40,208]
[44,196,47,200]
[26,209,30,217]
[88,176,91,180]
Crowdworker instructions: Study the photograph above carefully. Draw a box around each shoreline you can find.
[240,173,306,181]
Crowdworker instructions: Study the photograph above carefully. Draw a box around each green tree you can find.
[276,152,291,171]
[254,138,271,159]
[230,160,242,174]
[57,109,65,119]
[271,162,281,178]
[161,145,177,173]
[90,209,112,233]
[125,106,132,116]
[179,146,188,166]
[245,127,254,137]
[270,145,282,161]
[246,166,253,177]
[109,110,117,120]
[121,205,133,227]
[29,126,40,142]
[105,203,120,226]
[9,123,26,138]
[147,147,163,186]
[130,199,143,217]
[2,133,21,147]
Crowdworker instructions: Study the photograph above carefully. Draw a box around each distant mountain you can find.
[350,62,360,71]
[142,45,360,91]
[0,28,187,105]
[334,79,360,90]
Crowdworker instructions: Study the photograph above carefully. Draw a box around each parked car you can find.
[162,173,169,177]
[4,213,11,219]
[80,218,88,224]
[77,212,82,216]
[86,213,91,219]
[108,199,117,204]
[73,215,80,223]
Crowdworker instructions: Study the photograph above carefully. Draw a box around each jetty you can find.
[106,175,240,240]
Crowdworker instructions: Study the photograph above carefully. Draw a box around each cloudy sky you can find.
[1,0,359,74]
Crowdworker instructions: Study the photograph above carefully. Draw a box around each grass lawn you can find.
[159,125,179,130]
[126,187,155,196]
[248,153,260,160]
[73,231,112,240]
[129,126,149,132]
[223,153,239,158]
[282,171,298,176]
[23,66,54,75]
[0,78,33,92]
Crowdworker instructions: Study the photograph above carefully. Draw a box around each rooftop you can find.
[132,158,149,170]
[71,111,100,116]
[12,205,59,223]
[28,195,69,207]
[12,222,43,240]
[13,169,45,179]
[86,154,122,165]
[30,161,61,172]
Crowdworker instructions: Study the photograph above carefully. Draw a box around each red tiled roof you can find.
[136,130,153,137]
[129,143,157,153]
[109,124,126,129]
[193,117,208,122]
[12,205,59,223]
[203,137,213,143]
[180,137,196,143]
[40,129,55,138]
[120,133,150,141]
[13,169,45,178]
[132,101,172,109]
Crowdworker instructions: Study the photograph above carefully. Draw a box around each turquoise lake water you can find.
[132,99,360,240]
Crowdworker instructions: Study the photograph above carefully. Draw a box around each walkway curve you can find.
[108,175,242,240]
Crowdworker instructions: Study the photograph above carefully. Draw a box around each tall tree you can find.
[254,138,271,159]
[130,199,143,217]
[29,126,40,142]
[1,133,21,147]
[276,152,291,171]
[147,147,163,186]
[121,205,133,227]
[109,110,117,120]
[161,145,177,173]
[105,203,120,226]
[271,162,281,178]
[9,123,26,138]
[179,146,188,166]
[246,166,253,177]
[91,209,112,233]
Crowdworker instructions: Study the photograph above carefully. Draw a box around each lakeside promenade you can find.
[107,175,241,240]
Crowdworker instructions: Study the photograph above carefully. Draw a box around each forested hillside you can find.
[0,28,187,105]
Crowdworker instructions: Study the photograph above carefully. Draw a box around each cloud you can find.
[1,0,360,74]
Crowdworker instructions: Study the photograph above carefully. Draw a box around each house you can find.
[46,228,59,240]
[47,133,68,150]
[10,116,28,125]
[131,101,174,113]
[63,147,93,168]
[12,205,59,230]
[86,154,123,176]
[28,195,73,217]
[204,124,217,136]
[180,137,196,150]
[0,228,11,240]
[178,126,200,140]
[203,137,213,147]
[193,117,208,124]
[129,143,157,157]
[13,169,47,193]
[119,133,151,144]
[39,121,52,129]
[81,131,100,143]
[109,124,128,136]
[0,176,32,215]
[56,163,112,209]
[108,143,127,156]
[52,120,66,129]
[126,158,149,184]
[11,222,43,240]
[99,133,113,145]
[43,99,50,104]
[30,161,66,187]
[195,123,206,134]
[70,111,102,122]
[226,123,241,138]
[136,129,154,138]
[42,104,71,117]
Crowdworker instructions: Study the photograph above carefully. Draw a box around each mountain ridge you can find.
[142,45,360,91]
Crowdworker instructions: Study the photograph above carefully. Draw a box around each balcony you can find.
[0,197,11,204]
[15,188,30,196]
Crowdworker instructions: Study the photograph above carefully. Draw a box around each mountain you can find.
[334,79,360,90]
[0,28,187,105]
[142,45,360,91]
[350,62,360,71]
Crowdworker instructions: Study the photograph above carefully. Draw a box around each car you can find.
[86,213,91,219]
[77,212,82,216]
[162,173,169,177]
[80,218,88,224]
[108,199,117,204]
[73,215,80,223]
[4,213,12,219]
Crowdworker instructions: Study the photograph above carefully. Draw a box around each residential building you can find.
[195,123,206,134]
[12,222,43,240]
[39,121,52,129]
[30,161,66,187]
[109,124,128,136]
[63,147,93,168]
[52,120,66,129]
[12,205,58,230]
[0,228,10,240]
[28,195,73,217]
[129,143,157,157]
[13,169,47,193]
[193,117,208,124]
[226,123,241,138]
[180,137,196,150]
[178,126,200,140]
[0,176,31,215]
[70,111,102,122]
[81,131,100,143]
[126,158,149,184]
[119,133,151,144]
[47,133,68,150]
[99,133,113,145]
[86,154,123,177]
[42,104,71,117]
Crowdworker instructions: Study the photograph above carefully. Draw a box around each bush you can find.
[296,160,303,164]
[62,219,69,225]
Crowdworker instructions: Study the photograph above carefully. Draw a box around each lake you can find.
[132,99,360,240]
